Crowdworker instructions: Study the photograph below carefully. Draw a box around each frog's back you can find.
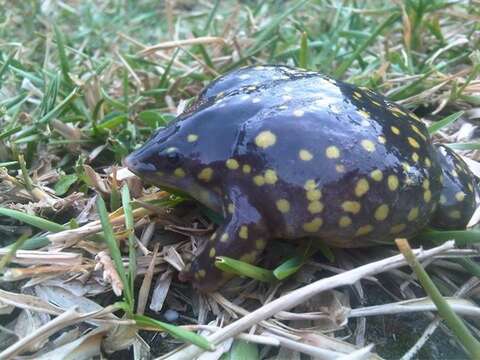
[201,69,442,246]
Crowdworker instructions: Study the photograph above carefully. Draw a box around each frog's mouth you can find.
[124,154,223,213]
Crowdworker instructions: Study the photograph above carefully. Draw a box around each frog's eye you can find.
[162,148,183,168]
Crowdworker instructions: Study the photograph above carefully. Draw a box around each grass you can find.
[0,1,480,359]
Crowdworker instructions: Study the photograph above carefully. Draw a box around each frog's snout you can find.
[123,152,155,176]
[123,153,136,169]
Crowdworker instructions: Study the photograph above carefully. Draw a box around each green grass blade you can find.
[428,111,464,134]
[221,340,259,360]
[456,258,480,278]
[0,50,17,86]
[334,13,400,78]
[273,255,306,280]
[251,0,309,53]
[215,256,277,283]
[54,174,78,195]
[203,0,221,33]
[158,49,179,91]
[299,32,308,69]
[134,314,213,351]
[38,87,78,125]
[0,233,30,271]
[414,228,480,246]
[16,236,50,250]
[96,195,133,311]
[0,208,66,233]
[447,142,480,151]
[121,184,136,306]
[53,24,73,86]
[397,239,480,358]
[17,154,33,192]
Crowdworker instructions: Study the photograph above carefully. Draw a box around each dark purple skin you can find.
[125,65,476,292]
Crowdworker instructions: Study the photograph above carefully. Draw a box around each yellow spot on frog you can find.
[378,136,386,144]
[220,233,229,242]
[197,269,206,278]
[390,224,406,234]
[411,152,419,163]
[255,130,277,148]
[227,203,235,214]
[422,179,430,190]
[455,192,465,202]
[355,178,369,197]
[306,189,322,201]
[387,175,399,191]
[392,107,406,116]
[239,252,257,264]
[391,126,400,135]
[226,158,239,170]
[342,201,361,214]
[210,232,217,241]
[242,164,252,174]
[374,204,389,221]
[449,210,461,219]
[308,201,324,214]
[303,218,323,232]
[174,168,185,178]
[299,149,313,161]
[264,169,278,184]
[355,225,373,236]
[370,169,383,181]
[402,162,411,173]
[357,110,369,119]
[325,146,340,159]
[253,175,265,186]
[255,238,266,250]
[361,139,376,152]
[411,124,426,140]
[407,207,419,221]
[336,164,346,173]
[187,134,198,142]
[209,248,216,258]
[276,199,290,213]
[452,169,459,177]
[339,216,352,228]
[197,167,213,182]
[304,179,317,190]
[353,91,362,99]
[239,226,248,240]
[423,190,432,203]
[407,137,420,148]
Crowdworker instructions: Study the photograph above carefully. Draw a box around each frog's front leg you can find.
[183,188,270,292]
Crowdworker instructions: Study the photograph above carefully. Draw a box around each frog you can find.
[124,65,476,292]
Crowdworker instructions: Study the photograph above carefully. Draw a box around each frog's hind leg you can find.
[181,188,270,292]
[430,144,476,229]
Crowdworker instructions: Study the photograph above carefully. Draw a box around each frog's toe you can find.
[188,256,229,293]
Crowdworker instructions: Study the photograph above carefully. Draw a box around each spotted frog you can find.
[125,65,476,292]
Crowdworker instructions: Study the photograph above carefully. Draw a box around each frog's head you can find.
[124,118,228,213]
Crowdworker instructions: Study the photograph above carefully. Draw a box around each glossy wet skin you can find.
[125,65,476,292]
